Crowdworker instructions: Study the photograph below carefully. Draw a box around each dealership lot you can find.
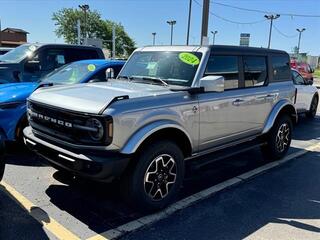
[1,100,320,240]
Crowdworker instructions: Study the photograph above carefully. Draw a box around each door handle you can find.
[265,94,277,100]
[232,99,245,106]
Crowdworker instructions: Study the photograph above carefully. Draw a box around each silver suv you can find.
[24,45,297,210]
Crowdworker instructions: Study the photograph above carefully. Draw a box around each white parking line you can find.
[87,141,320,240]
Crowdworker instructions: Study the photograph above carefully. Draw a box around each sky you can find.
[0,0,319,55]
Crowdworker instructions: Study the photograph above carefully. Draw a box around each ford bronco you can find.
[24,45,297,210]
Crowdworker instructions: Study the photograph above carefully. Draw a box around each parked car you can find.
[292,69,318,118]
[290,59,314,84]
[0,59,125,143]
[24,45,297,211]
[0,140,4,181]
[0,47,13,55]
[0,43,104,84]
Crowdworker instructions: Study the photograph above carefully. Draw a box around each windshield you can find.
[119,51,202,87]
[40,62,100,84]
[0,44,38,63]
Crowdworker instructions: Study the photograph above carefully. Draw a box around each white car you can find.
[292,69,319,118]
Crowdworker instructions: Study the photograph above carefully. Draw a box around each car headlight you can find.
[0,101,24,110]
[86,118,104,141]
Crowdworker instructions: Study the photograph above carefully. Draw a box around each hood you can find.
[0,82,38,103]
[30,80,173,114]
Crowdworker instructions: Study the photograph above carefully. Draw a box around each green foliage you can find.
[52,8,136,57]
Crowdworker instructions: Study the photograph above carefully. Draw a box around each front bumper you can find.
[23,127,131,182]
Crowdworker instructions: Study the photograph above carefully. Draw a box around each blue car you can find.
[0,59,125,143]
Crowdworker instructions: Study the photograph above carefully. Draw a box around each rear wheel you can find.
[261,115,292,161]
[123,140,184,212]
[306,95,318,119]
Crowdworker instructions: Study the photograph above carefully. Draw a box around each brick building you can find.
[0,28,29,47]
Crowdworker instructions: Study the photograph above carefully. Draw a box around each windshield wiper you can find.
[117,75,133,80]
[130,76,168,86]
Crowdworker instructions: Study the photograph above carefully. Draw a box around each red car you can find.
[290,59,314,84]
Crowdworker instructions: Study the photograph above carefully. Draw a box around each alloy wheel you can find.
[276,123,290,153]
[144,154,177,201]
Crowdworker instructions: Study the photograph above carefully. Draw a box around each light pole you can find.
[201,0,210,45]
[186,0,192,45]
[296,28,306,54]
[79,4,89,39]
[167,20,176,45]
[264,14,280,49]
[211,30,218,45]
[152,32,156,45]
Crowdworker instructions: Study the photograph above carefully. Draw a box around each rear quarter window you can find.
[271,55,291,82]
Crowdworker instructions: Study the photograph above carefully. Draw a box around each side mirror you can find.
[306,80,313,85]
[25,60,40,73]
[106,68,115,79]
[200,75,224,92]
[310,68,315,73]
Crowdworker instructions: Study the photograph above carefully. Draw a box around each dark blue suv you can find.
[0,43,104,84]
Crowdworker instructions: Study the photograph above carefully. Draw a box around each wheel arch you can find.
[120,121,193,158]
[262,99,297,134]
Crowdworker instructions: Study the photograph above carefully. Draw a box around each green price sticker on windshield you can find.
[179,52,200,66]
[87,64,96,72]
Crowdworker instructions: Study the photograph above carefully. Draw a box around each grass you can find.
[314,69,320,79]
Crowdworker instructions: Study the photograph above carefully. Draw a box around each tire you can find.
[261,115,293,161]
[0,141,5,182]
[123,140,184,212]
[306,95,318,119]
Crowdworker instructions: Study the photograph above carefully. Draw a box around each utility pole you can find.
[79,4,89,40]
[186,0,192,45]
[264,14,280,49]
[167,20,176,45]
[77,19,81,45]
[152,32,156,45]
[201,0,210,45]
[211,30,218,45]
[296,28,306,54]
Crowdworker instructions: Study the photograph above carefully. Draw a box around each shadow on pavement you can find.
[0,185,49,240]
[122,148,320,240]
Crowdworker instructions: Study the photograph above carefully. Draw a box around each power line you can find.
[213,2,320,18]
[273,24,299,38]
[193,0,267,25]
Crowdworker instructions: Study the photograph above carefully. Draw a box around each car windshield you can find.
[118,51,202,87]
[40,62,100,84]
[0,44,38,63]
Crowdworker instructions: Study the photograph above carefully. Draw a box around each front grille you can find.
[27,100,107,145]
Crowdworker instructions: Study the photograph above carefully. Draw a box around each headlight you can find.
[86,118,104,141]
[0,101,24,110]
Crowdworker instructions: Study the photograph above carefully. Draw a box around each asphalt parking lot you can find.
[1,100,320,240]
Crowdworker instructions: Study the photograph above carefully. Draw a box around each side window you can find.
[205,56,239,90]
[243,56,267,88]
[292,71,305,85]
[65,49,99,63]
[41,48,66,71]
[272,55,291,81]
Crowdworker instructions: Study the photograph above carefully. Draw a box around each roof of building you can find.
[2,28,29,34]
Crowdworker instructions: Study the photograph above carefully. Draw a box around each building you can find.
[240,33,250,47]
[0,28,29,47]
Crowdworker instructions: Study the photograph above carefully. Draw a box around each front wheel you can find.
[123,141,184,212]
[306,95,318,119]
[261,115,292,161]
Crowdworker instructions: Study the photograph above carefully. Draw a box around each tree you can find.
[52,8,136,57]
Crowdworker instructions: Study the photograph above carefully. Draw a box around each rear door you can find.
[198,55,256,150]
